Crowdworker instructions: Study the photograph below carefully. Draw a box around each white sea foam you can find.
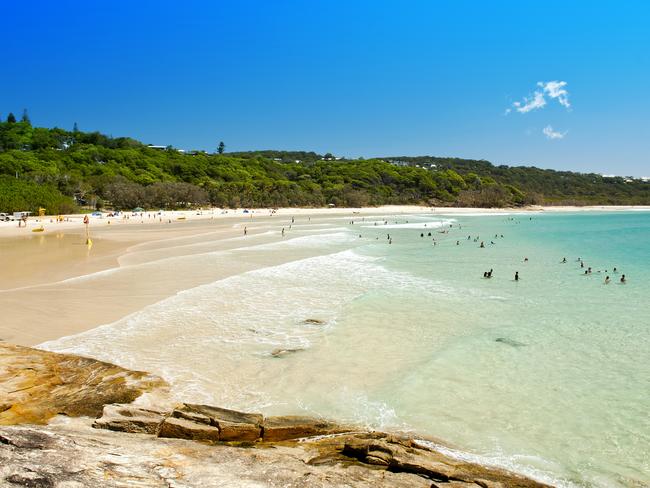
[415,439,578,488]
[361,219,456,229]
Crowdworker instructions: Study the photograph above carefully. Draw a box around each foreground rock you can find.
[0,343,166,425]
[0,343,551,487]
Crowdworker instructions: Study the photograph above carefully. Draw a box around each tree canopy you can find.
[0,120,648,214]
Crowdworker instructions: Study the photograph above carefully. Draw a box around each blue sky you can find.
[3,0,649,175]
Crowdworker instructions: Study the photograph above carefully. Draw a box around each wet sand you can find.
[0,207,434,345]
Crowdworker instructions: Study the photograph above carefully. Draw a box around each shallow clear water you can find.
[42,212,650,487]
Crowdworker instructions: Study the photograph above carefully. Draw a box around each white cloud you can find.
[542,125,567,140]
[513,90,547,113]
[538,81,570,108]
[509,80,570,114]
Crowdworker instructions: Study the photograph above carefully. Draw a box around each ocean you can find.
[41,211,650,487]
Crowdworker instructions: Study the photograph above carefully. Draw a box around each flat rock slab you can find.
[159,416,221,443]
[92,403,165,435]
[179,403,262,441]
[263,415,349,442]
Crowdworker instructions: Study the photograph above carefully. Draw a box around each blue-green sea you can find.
[43,211,650,487]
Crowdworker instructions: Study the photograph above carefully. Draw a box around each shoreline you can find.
[1,203,649,346]
[0,342,553,487]
[1,204,649,238]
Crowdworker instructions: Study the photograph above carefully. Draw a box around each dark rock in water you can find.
[302,318,326,325]
[495,337,526,348]
[270,348,304,358]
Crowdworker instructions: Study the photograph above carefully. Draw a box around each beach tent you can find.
[132,207,145,212]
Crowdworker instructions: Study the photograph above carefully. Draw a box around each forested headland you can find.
[1,116,648,214]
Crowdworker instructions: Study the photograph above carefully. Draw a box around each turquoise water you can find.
[43,212,650,487]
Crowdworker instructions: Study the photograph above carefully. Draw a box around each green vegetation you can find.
[0,118,648,213]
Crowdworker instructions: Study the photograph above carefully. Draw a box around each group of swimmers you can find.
[569,257,627,284]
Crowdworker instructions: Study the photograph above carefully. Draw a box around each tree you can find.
[21,109,30,125]
[217,141,225,154]
[73,122,79,132]
[7,113,16,124]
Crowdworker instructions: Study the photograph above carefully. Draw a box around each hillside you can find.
[1,119,648,214]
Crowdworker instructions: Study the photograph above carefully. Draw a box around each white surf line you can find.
[36,247,366,351]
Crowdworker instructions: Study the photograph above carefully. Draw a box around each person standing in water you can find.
[515,271,519,281]
[620,274,626,284]
[604,276,611,284]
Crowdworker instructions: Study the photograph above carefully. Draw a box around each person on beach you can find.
[620,274,626,284]
[281,227,285,236]
[244,226,247,236]
[515,271,519,281]
[604,276,611,284]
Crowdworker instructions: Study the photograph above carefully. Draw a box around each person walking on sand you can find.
[281,227,285,236]
[244,226,247,236]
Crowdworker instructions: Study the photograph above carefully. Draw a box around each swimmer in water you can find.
[562,257,567,263]
[604,276,610,284]
[620,274,626,284]
[480,241,485,248]
[514,271,519,281]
